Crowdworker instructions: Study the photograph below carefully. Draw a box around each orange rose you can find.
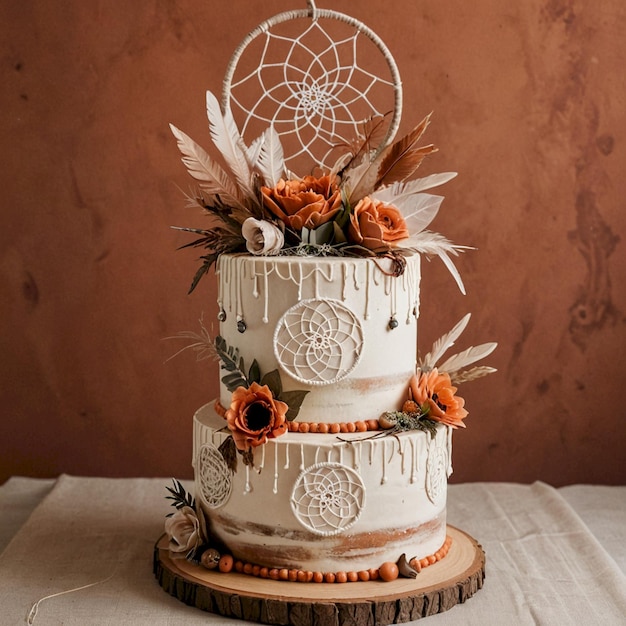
[225,382,289,450]
[409,368,468,428]
[348,197,409,251]
[261,175,343,231]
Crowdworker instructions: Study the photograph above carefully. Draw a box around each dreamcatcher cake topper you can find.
[222,0,402,171]
[170,0,469,294]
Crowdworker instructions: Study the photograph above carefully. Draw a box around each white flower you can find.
[164,505,204,558]
[242,217,284,255]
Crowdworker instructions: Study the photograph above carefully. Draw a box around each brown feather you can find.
[374,113,435,187]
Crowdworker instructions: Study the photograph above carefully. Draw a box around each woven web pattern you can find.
[291,462,365,535]
[273,298,363,385]
[197,444,232,509]
[223,5,402,172]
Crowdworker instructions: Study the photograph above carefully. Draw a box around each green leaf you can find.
[164,478,195,509]
[260,369,282,397]
[222,371,248,392]
[248,359,261,384]
[214,336,241,372]
[280,390,310,421]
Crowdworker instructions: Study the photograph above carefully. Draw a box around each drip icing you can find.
[284,443,290,469]
[244,465,252,494]
[273,441,279,494]
[381,439,388,485]
[364,262,370,320]
[447,426,454,477]
[411,437,417,484]
[218,256,421,341]
[299,443,305,471]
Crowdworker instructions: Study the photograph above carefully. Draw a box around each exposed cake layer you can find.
[193,403,451,573]
[216,254,421,424]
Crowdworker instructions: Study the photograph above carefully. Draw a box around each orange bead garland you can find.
[199,537,452,584]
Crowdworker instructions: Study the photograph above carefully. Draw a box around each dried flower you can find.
[409,368,468,428]
[164,505,205,558]
[225,382,289,450]
[241,217,284,255]
[261,175,342,231]
[348,197,409,250]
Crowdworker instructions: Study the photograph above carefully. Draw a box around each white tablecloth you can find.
[0,476,625,625]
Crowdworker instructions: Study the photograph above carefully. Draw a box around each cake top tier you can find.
[170,1,466,294]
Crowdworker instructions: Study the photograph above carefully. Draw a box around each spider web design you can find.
[291,462,365,535]
[225,17,400,171]
[273,298,363,385]
[197,444,232,509]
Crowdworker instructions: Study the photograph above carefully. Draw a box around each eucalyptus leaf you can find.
[248,359,261,384]
[280,390,310,421]
[260,369,283,397]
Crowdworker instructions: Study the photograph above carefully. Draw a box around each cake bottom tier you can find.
[193,403,452,573]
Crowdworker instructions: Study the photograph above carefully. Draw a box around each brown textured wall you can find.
[1,0,624,485]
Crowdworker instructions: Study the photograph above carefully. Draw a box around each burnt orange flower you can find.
[409,368,468,428]
[261,175,343,231]
[225,382,289,450]
[348,197,409,251]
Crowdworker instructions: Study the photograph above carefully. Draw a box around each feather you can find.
[245,134,264,167]
[374,113,436,187]
[371,190,444,234]
[345,113,436,202]
[451,366,498,384]
[255,126,285,187]
[205,91,255,200]
[421,314,471,368]
[438,342,498,375]
[375,173,457,200]
[404,231,470,294]
[169,124,243,207]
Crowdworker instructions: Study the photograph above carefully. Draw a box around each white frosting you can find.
[193,252,452,574]
[216,254,421,424]
[194,404,449,573]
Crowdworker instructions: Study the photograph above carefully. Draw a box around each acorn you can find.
[200,547,221,570]
[378,412,398,430]
[396,553,419,579]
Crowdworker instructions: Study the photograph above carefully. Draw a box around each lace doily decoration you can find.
[274,298,363,385]
[291,462,365,535]
[426,439,448,505]
[222,1,402,172]
[196,444,232,509]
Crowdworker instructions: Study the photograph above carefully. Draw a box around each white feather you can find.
[169,123,243,206]
[403,231,470,294]
[401,172,457,194]
[205,91,255,199]
[256,127,285,187]
[438,342,498,374]
[372,190,443,233]
[422,314,471,368]
[245,134,264,167]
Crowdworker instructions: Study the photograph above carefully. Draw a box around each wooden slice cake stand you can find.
[153,525,485,625]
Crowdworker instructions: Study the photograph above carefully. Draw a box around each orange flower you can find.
[225,382,289,450]
[348,197,409,251]
[409,368,468,428]
[261,175,343,231]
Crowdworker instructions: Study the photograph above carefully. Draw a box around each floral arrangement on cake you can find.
[170,91,467,294]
